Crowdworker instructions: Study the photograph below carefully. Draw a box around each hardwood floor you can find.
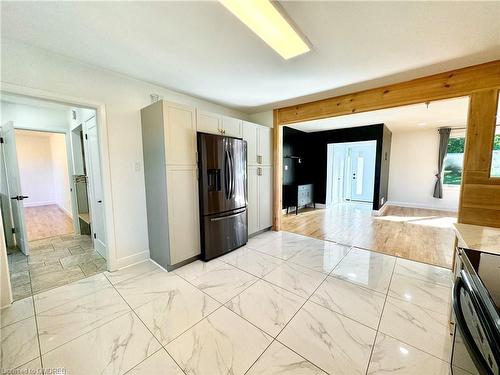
[282,203,456,269]
[25,204,74,241]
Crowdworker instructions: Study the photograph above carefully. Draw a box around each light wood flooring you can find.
[25,204,74,241]
[282,203,457,269]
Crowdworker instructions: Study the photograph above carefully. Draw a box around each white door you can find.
[258,127,272,165]
[85,117,106,256]
[197,110,221,135]
[222,116,242,138]
[247,166,259,235]
[1,123,29,254]
[258,166,272,230]
[349,141,377,202]
[242,122,258,166]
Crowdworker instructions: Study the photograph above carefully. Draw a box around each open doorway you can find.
[0,95,107,300]
[326,140,377,206]
[281,96,470,268]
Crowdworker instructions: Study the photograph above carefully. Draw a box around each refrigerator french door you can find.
[197,133,248,261]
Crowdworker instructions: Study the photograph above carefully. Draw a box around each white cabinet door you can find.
[222,116,242,138]
[247,166,259,235]
[164,102,196,166]
[166,166,200,264]
[242,121,258,166]
[258,166,273,230]
[258,127,272,166]
[197,110,221,135]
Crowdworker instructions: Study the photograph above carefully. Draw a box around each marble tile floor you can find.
[6,234,106,300]
[1,230,465,375]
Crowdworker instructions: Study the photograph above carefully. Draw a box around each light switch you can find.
[135,162,141,172]
[284,165,288,171]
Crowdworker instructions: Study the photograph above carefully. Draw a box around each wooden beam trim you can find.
[272,109,282,231]
[277,60,500,125]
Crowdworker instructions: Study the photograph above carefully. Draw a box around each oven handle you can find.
[453,274,494,375]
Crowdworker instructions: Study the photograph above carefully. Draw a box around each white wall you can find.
[1,38,251,269]
[248,110,273,128]
[16,132,56,207]
[388,128,460,211]
[50,133,72,217]
[0,101,69,131]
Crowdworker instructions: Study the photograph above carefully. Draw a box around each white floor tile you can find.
[0,317,39,369]
[104,260,162,285]
[311,276,386,329]
[37,286,131,353]
[42,312,161,375]
[126,349,183,375]
[226,279,305,337]
[263,262,327,299]
[332,247,395,293]
[278,301,376,375]
[247,341,327,375]
[219,247,284,277]
[367,332,451,375]
[388,273,451,315]
[289,242,351,274]
[1,297,34,328]
[134,279,220,345]
[34,273,111,314]
[173,259,225,282]
[394,258,452,287]
[188,263,258,304]
[166,307,272,375]
[253,235,313,260]
[114,269,181,308]
[379,297,453,362]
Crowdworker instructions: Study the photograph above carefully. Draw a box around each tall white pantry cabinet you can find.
[141,101,273,269]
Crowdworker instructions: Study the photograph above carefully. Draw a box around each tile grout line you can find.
[363,256,397,375]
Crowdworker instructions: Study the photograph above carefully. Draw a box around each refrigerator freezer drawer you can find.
[201,208,248,261]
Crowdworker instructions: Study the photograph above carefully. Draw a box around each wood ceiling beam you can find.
[276,59,500,125]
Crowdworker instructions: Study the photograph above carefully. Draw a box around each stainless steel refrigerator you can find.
[197,132,248,261]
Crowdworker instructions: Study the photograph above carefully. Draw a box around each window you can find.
[491,126,500,177]
[443,135,465,185]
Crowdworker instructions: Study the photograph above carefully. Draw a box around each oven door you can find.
[452,270,500,375]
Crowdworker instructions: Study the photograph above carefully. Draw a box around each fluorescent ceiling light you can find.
[219,0,310,59]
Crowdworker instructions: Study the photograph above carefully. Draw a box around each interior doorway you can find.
[0,95,108,300]
[326,140,377,206]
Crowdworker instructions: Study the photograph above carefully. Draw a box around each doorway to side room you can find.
[0,94,107,300]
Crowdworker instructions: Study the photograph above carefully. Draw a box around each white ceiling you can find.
[1,1,499,112]
[288,96,475,133]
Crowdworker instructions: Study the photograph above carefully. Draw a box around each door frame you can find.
[1,82,118,271]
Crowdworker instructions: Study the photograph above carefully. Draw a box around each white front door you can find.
[1,122,30,254]
[84,116,106,256]
[349,141,377,202]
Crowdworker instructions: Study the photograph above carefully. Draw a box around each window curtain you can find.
[433,128,451,198]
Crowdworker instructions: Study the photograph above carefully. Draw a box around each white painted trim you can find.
[115,250,150,270]
[314,203,327,209]
[372,203,390,216]
[1,82,118,271]
[58,204,73,219]
[385,200,458,213]
[23,200,56,207]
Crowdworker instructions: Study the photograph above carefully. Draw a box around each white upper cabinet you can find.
[258,127,272,166]
[197,110,221,135]
[164,102,196,166]
[222,116,242,138]
[242,121,259,165]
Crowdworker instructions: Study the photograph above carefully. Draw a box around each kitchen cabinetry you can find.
[197,110,242,137]
[141,101,272,268]
[141,101,200,269]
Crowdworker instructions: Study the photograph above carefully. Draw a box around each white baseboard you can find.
[114,250,150,271]
[385,200,458,213]
[372,204,390,216]
[23,200,56,207]
[314,203,326,209]
[58,204,73,219]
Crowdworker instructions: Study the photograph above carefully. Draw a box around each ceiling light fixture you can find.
[219,0,310,59]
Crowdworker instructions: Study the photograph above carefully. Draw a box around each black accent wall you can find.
[283,124,392,211]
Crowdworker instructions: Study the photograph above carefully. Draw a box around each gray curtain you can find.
[433,128,451,198]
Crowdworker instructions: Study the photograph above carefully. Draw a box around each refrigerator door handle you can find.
[224,149,230,199]
[210,209,246,222]
[229,149,235,198]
